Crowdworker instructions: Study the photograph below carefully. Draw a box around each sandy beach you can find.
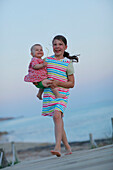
[0,117,113,164]
[0,142,88,162]
[0,138,112,163]
[0,142,113,170]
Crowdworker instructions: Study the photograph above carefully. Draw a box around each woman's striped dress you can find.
[42,55,71,117]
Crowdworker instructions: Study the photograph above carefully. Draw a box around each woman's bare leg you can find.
[51,110,63,157]
[61,119,72,153]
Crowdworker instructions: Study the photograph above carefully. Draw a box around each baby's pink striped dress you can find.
[42,55,73,117]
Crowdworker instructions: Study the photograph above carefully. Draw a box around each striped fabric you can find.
[42,55,71,117]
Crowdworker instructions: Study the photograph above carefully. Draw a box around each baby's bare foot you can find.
[37,94,42,100]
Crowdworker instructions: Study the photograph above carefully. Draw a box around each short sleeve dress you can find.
[42,55,74,117]
[24,57,48,83]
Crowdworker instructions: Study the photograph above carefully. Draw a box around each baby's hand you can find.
[43,61,47,67]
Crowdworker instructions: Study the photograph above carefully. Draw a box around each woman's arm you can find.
[51,74,75,88]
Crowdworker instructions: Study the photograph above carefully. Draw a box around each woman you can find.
[42,35,78,157]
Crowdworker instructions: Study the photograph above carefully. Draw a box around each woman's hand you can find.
[50,80,58,88]
[50,74,75,89]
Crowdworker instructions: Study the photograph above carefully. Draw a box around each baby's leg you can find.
[52,88,66,99]
[42,79,66,98]
[37,88,44,100]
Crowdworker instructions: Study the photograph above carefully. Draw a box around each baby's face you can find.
[33,45,44,58]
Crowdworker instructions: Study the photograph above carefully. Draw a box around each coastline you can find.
[0,138,112,162]
[0,117,13,141]
[0,117,15,122]
[0,114,113,162]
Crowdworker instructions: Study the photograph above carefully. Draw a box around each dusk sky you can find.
[0,0,113,117]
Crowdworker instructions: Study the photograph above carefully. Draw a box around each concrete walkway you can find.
[4,144,113,170]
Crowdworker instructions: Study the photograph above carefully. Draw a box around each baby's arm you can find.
[33,61,47,70]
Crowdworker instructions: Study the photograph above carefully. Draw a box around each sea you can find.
[0,100,113,144]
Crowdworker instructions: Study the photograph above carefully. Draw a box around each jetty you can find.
[3,144,113,170]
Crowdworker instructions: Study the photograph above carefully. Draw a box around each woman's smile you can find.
[53,39,67,58]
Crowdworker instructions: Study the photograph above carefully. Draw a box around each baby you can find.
[24,44,65,99]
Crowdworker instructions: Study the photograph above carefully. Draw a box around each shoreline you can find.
[0,116,23,122]
[0,117,14,121]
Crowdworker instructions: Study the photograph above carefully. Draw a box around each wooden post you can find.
[89,133,97,149]
[111,118,113,142]
[0,148,9,168]
[11,142,18,166]
[0,151,3,166]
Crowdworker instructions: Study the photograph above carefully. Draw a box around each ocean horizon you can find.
[0,99,113,143]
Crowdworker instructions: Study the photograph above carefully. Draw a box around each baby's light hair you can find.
[30,44,42,56]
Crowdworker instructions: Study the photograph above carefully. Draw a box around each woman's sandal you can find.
[51,150,61,157]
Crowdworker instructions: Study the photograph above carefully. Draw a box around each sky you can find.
[0,0,113,117]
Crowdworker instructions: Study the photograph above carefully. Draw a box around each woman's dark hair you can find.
[52,35,79,62]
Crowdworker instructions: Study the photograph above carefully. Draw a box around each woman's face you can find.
[53,39,67,57]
